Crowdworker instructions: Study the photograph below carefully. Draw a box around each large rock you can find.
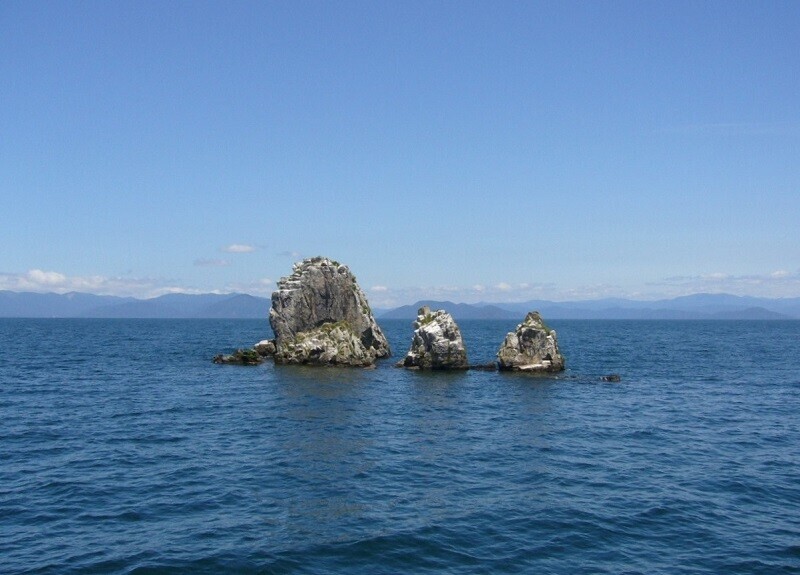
[269,257,390,366]
[497,311,565,372]
[399,306,469,370]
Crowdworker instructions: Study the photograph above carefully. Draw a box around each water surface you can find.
[2,319,799,574]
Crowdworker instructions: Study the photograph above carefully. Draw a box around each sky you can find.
[1,1,799,307]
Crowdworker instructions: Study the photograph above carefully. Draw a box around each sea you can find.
[1,318,799,574]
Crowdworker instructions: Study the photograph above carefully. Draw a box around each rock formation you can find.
[399,306,469,370]
[497,311,565,372]
[269,257,390,366]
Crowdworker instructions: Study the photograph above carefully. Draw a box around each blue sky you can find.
[2,1,799,306]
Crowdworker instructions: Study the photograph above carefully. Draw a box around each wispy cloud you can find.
[650,270,800,298]
[193,258,230,267]
[0,269,200,299]
[222,244,256,254]
[26,269,67,285]
[360,270,800,309]
[278,250,303,260]
[361,281,572,308]
[4,268,798,305]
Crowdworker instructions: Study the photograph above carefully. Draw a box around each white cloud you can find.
[223,244,256,254]
[5,266,799,306]
[361,269,800,309]
[0,269,195,298]
[26,269,67,286]
[650,270,800,298]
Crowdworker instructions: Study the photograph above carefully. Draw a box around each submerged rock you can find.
[469,362,498,371]
[398,306,469,370]
[214,340,274,366]
[254,339,276,357]
[269,257,390,366]
[497,311,565,373]
[213,348,263,365]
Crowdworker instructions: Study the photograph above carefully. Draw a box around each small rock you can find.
[497,311,565,373]
[399,306,469,370]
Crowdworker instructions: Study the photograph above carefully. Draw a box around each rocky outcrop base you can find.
[272,321,379,367]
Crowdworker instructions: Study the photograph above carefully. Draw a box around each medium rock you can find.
[269,257,390,366]
[497,311,565,373]
[399,306,469,370]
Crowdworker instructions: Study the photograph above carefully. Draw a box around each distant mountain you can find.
[707,307,791,320]
[2,291,798,320]
[0,291,135,317]
[0,291,271,318]
[382,294,800,321]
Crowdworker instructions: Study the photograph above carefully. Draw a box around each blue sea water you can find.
[1,318,799,574]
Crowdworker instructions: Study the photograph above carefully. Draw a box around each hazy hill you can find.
[0,291,271,318]
[382,294,799,321]
[0,291,135,317]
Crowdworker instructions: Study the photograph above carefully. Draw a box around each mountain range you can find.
[1,290,799,320]
[380,295,800,321]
